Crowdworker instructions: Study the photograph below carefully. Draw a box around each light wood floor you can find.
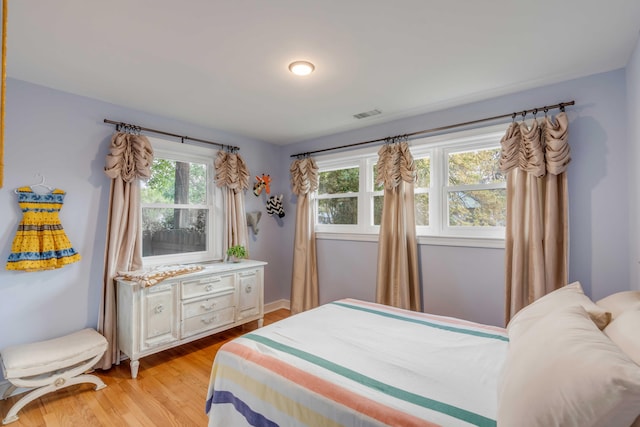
[0,309,290,427]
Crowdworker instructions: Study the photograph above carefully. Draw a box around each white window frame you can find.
[141,137,224,266]
[315,152,374,235]
[314,123,507,248]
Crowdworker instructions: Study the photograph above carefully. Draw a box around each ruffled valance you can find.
[520,119,546,177]
[498,122,521,173]
[104,133,154,182]
[544,112,571,175]
[290,158,319,196]
[376,141,416,190]
[499,112,570,177]
[214,151,249,192]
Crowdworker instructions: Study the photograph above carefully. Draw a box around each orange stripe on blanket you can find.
[341,299,506,334]
[222,342,440,427]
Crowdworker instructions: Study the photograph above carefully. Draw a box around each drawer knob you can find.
[201,303,215,311]
[205,284,214,292]
[154,304,164,314]
[201,315,217,325]
[245,285,252,293]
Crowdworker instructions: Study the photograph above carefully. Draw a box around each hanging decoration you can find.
[253,174,271,196]
[6,175,81,271]
[266,194,285,218]
[246,211,262,235]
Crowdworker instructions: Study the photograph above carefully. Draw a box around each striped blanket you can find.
[206,299,508,427]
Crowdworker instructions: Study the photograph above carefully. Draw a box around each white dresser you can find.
[116,260,266,378]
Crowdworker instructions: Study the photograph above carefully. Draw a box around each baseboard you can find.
[264,299,290,313]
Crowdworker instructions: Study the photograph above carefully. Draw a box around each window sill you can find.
[315,232,504,249]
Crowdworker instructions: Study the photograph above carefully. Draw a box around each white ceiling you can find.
[6,1,640,145]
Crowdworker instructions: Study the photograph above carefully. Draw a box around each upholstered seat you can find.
[0,328,107,425]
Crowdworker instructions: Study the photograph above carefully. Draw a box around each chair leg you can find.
[2,374,106,425]
[1,385,16,401]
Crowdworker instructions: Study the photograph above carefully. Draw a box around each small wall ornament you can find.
[246,211,262,235]
[253,174,271,197]
[266,194,285,218]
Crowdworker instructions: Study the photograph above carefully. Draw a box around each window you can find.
[140,137,223,265]
[444,145,506,233]
[317,164,360,226]
[314,123,507,246]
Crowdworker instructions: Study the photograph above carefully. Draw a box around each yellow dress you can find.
[6,187,81,271]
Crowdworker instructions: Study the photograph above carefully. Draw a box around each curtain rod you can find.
[290,100,575,158]
[103,119,239,152]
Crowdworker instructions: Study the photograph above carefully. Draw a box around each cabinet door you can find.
[238,270,260,319]
[141,283,179,350]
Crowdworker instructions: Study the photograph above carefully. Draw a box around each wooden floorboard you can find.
[0,309,290,426]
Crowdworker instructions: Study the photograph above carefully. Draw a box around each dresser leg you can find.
[258,318,264,328]
[130,360,140,379]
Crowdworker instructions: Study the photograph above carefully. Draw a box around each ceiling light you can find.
[288,61,315,76]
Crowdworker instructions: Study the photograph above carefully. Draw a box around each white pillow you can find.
[604,309,640,366]
[597,291,640,319]
[507,281,611,341]
[498,305,640,427]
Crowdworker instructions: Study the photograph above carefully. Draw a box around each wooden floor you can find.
[0,309,290,427]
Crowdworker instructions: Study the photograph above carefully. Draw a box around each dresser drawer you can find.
[181,274,235,300]
[182,291,234,320]
[181,307,235,337]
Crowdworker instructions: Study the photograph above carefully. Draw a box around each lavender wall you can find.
[628,34,640,291]
[282,68,632,326]
[0,79,289,373]
[0,59,635,386]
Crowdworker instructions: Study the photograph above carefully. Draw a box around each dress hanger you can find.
[15,173,55,194]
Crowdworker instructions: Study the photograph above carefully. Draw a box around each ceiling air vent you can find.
[353,108,382,119]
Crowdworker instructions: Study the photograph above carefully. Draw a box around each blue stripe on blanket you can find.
[332,301,509,342]
[207,390,279,427]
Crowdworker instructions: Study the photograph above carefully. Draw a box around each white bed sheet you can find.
[206,299,508,427]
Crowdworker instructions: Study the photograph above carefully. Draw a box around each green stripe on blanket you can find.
[244,333,496,427]
[332,301,509,342]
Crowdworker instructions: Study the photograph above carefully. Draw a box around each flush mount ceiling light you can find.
[288,60,315,76]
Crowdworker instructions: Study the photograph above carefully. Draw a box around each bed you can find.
[206,286,640,427]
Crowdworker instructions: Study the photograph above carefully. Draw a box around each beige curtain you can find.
[375,141,421,311]
[98,132,153,369]
[289,158,319,314]
[214,151,250,254]
[500,112,570,324]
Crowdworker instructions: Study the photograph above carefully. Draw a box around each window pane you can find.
[415,157,430,188]
[415,193,429,226]
[318,167,359,195]
[142,208,208,256]
[186,162,207,204]
[448,148,503,186]
[142,159,207,205]
[317,198,357,224]
[373,195,383,225]
[372,164,383,191]
[448,189,506,226]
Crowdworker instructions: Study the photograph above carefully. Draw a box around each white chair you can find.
[0,328,107,425]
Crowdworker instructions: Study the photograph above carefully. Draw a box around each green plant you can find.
[226,245,247,261]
